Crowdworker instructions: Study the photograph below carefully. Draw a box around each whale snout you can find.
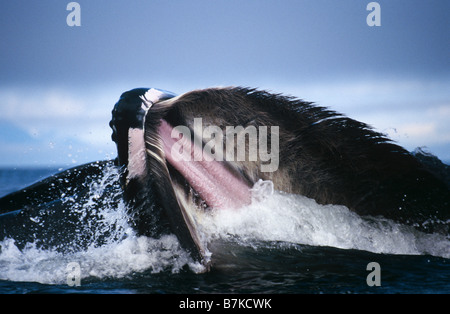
[110,88,176,168]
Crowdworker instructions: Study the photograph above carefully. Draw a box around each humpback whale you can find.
[108,87,450,267]
[1,87,449,269]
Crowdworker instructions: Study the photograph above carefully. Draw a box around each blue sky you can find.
[1,0,449,167]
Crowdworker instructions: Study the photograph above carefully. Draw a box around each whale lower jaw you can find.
[142,118,255,270]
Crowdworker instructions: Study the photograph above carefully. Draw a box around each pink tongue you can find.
[158,119,252,209]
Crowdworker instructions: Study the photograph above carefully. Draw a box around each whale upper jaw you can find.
[109,88,216,271]
[109,88,176,172]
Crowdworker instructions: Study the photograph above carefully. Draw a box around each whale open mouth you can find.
[110,88,255,269]
[110,87,450,270]
[154,119,255,267]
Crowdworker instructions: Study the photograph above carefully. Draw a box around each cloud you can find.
[1,87,112,133]
[0,78,449,166]
[271,77,450,160]
[393,103,450,144]
[0,86,118,166]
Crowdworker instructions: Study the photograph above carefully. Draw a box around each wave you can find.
[200,189,450,259]
[0,163,448,284]
[0,234,201,285]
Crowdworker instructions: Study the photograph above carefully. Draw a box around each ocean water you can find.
[0,165,448,295]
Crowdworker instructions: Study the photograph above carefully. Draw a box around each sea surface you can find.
[0,166,448,295]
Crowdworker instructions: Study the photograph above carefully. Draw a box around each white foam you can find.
[1,166,448,285]
[0,164,197,284]
[0,234,195,284]
[200,190,450,259]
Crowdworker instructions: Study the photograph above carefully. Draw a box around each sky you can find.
[0,0,449,167]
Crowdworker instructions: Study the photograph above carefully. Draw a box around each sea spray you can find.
[200,189,450,259]
[0,234,195,284]
[1,165,449,286]
[0,163,198,284]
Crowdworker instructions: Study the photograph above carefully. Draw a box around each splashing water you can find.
[200,190,450,259]
[0,164,448,285]
[0,234,198,284]
[0,165,198,284]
